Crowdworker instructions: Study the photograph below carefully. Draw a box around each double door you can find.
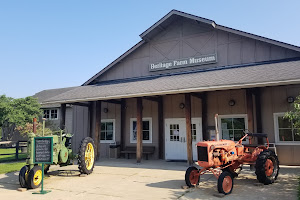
[165,118,202,160]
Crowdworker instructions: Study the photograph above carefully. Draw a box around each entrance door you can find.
[165,118,202,160]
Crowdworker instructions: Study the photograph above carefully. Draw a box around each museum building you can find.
[41,10,300,165]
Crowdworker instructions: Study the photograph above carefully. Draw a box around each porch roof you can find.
[42,59,300,105]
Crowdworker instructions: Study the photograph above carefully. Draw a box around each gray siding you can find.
[72,105,90,154]
[65,107,73,133]
[99,102,121,158]
[261,84,300,165]
[94,17,300,83]
[207,89,247,126]
[123,98,159,159]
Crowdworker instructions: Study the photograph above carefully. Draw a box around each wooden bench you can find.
[121,146,155,160]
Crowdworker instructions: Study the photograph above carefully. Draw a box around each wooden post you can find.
[201,92,208,141]
[95,101,101,160]
[136,97,143,163]
[89,102,94,138]
[60,103,66,130]
[121,99,126,151]
[15,141,19,160]
[246,89,254,133]
[254,88,263,144]
[158,96,164,159]
[185,93,193,165]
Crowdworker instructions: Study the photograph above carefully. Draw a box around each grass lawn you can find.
[0,161,26,174]
[0,148,27,162]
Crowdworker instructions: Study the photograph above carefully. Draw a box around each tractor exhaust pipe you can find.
[33,118,37,134]
[214,114,219,141]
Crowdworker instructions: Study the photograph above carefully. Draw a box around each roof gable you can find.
[83,10,300,86]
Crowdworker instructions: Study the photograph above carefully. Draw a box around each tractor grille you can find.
[197,146,208,162]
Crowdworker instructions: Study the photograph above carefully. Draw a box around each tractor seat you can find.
[243,144,259,148]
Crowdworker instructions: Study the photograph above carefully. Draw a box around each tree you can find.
[0,95,43,127]
[285,95,300,128]
[0,95,44,139]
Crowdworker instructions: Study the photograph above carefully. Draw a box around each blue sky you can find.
[1,1,300,98]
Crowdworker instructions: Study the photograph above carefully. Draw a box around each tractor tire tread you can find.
[217,171,234,195]
[78,137,95,174]
[27,165,42,189]
[19,165,29,188]
[185,166,200,187]
[255,150,279,185]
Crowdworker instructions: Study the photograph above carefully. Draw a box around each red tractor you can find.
[185,116,279,195]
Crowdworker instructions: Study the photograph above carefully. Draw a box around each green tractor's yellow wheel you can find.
[85,143,95,170]
[28,165,43,189]
[78,137,96,174]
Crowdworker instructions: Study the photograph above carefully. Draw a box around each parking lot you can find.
[0,159,299,200]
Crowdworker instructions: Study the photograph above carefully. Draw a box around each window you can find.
[130,118,152,143]
[100,119,115,143]
[43,109,58,120]
[274,113,300,144]
[218,115,248,141]
[169,124,179,141]
[192,123,197,142]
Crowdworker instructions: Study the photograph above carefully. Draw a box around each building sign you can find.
[149,54,217,72]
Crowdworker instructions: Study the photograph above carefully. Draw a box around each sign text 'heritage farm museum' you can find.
[149,54,217,72]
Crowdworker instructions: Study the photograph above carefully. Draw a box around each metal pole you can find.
[42,118,46,136]
[215,114,219,141]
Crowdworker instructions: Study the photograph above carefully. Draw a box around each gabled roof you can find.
[33,87,76,108]
[43,58,300,105]
[83,9,300,86]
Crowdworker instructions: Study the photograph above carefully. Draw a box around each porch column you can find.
[185,93,193,165]
[121,99,126,151]
[60,103,66,130]
[158,96,164,159]
[94,100,101,160]
[201,92,208,141]
[89,102,94,138]
[254,88,263,144]
[246,89,254,133]
[136,97,143,163]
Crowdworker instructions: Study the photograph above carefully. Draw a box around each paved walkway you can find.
[0,159,299,200]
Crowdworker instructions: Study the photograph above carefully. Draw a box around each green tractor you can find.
[19,130,96,189]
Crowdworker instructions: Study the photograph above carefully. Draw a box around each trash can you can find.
[109,143,120,159]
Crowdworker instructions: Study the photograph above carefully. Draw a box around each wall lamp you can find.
[228,99,235,106]
[287,96,294,103]
[103,108,109,113]
[179,103,185,109]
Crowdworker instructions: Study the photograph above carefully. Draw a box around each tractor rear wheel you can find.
[27,165,43,189]
[185,166,200,187]
[19,165,29,188]
[217,171,233,195]
[255,150,279,185]
[78,137,95,174]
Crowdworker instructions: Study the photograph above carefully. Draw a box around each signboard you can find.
[34,137,53,164]
[149,54,217,72]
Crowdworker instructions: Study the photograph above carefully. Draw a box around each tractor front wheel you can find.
[255,150,279,185]
[19,165,29,188]
[185,166,200,187]
[27,165,43,189]
[78,137,95,174]
[217,171,233,195]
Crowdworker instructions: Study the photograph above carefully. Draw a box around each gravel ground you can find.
[0,159,299,200]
